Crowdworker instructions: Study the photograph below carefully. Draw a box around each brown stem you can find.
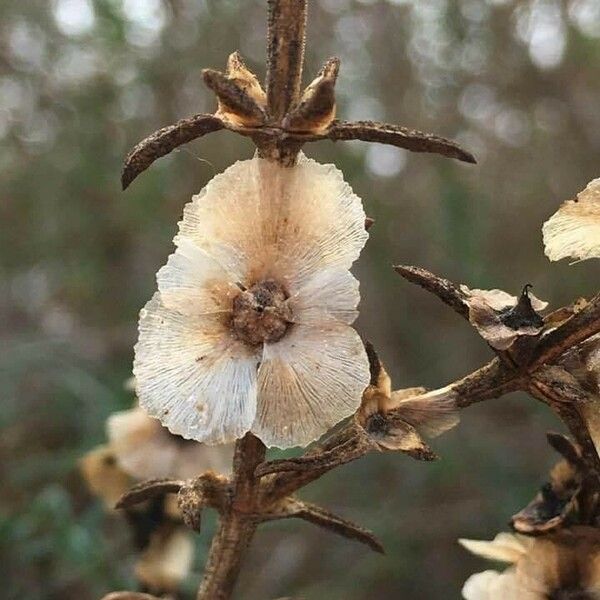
[265,0,307,122]
[196,434,266,600]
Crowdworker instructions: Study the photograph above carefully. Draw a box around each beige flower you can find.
[134,154,370,448]
[460,527,600,599]
[356,343,459,458]
[107,406,233,480]
[559,334,600,456]
[543,177,600,263]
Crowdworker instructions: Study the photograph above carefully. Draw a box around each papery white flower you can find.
[134,154,370,448]
[543,178,600,262]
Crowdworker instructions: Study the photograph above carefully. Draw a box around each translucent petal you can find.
[459,533,530,563]
[252,321,370,448]
[461,570,502,600]
[286,267,360,325]
[543,178,600,263]
[157,237,239,315]
[176,154,368,289]
[134,293,260,444]
[106,406,233,479]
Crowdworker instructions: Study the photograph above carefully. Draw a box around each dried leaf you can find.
[121,114,224,189]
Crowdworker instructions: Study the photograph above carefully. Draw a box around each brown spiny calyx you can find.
[283,57,340,133]
[203,51,267,127]
[231,279,292,345]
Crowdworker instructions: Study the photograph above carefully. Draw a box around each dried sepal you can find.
[121,113,224,190]
[511,460,581,535]
[263,496,384,554]
[356,343,458,459]
[543,177,600,263]
[115,478,185,510]
[283,57,340,133]
[203,52,267,127]
[394,265,469,320]
[326,120,476,164]
[177,472,229,531]
[461,284,547,350]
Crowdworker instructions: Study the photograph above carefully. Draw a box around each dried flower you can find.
[134,154,370,448]
[543,178,600,263]
[461,285,548,350]
[79,446,131,509]
[460,527,600,599]
[558,334,600,455]
[356,343,459,458]
[135,526,194,595]
[107,406,233,480]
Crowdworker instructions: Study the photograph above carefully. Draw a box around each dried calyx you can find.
[231,279,292,346]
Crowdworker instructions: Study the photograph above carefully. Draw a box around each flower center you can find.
[231,279,291,346]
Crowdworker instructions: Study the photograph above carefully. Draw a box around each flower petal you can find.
[286,267,360,325]
[134,293,260,444]
[543,178,600,262]
[459,533,531,563]
[107,406,233,479]
[175,155,368,289]
[252,321,370,448]
[157,238,239,315]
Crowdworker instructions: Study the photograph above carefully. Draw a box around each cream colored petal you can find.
[255,155,368,290]
[543,178,600,262]
[459,533,530,564]
[157,238,239,315]
[286,267,360,325]
[176,155,368,290]
[462,570,502,600]
[135,527,194,592]
[252,321,370,448]
[176,158,264,281]
[390,387,460,438]
[79,446,131,509]
[462,568,542,600]
[106,407,234,480]
[134,293,260,445]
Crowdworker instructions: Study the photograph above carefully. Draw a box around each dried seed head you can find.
[231,279,292,346]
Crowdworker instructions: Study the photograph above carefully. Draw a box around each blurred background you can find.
[1,0,599,598]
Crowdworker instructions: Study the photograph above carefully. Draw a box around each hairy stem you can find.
[196,434,266,600]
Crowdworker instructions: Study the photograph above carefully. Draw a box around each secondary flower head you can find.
[543,177,600,263]
[107,406,234,480]
[134,154,370,448]
[460,527,600,599]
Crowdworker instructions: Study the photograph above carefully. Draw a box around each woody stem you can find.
[196,434,266,600]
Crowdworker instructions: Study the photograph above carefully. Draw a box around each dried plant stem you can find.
[197,434,266,600]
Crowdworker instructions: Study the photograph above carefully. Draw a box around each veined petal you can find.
[286,267,360,325]
[157,238,239,315]
[256,155,368,290]
[106,406,233,480]
[543,178,600,263]
[252,321,370,448]
[175,155,368,290]
[134,293,260,445]
[176,158,265,281]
